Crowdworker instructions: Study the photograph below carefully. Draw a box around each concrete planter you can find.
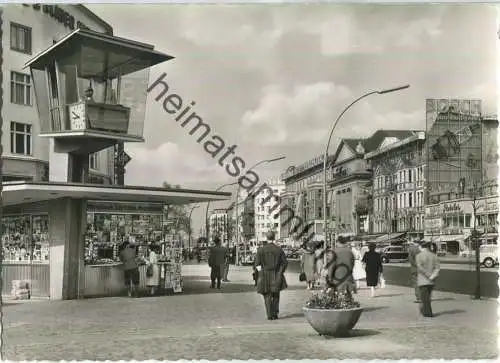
[302,306,363,337]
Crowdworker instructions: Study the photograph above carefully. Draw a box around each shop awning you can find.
[439,235,465,242]
[374,232,406,243]
[1,181,231,206]
[483,233,498,240]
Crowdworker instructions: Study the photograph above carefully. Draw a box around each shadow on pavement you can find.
[432,297,456,302]
[322,329,381,339]
[363,306,389,312]
[374,293,405,298]
[279,313,304,319]
[181,275,304,295]
[434,309,466,317]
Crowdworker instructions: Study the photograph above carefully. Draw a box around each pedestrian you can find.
[362,243,383,298]
[332,238,356,294]
[146,243,161,296]
[300,242,316,290]
[119,241,140,298]
[408,240,422,303]
[352,242,366,291]
[196,248,202,263]
[416,241,440,318]
[254,230,288,320]
[322,249,338,289]
[314,241,326,288]
[208,235,226,289]
[222,245,231,282]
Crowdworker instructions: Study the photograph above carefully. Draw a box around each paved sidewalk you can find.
[2,264,497,360]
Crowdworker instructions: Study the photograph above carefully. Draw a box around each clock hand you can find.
[71,111,80,119]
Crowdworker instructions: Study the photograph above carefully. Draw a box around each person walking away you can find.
[222,245,231,282]
[332,238,356,294]
[352,242,366,291]
[254,231,288,320]
[362,243,383,298]
[322,249,338,288]
[408,240,422,303]
[301,242,316,290]
[119,241,140,297]
[146,243,161,295]
[416,241,440,318]
[208,235,226,289]
[196,248,202,263]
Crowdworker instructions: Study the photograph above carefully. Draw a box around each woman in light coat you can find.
[301,243,316,290]
[314,241,326,288]
[146,244,161,295]
[352,242,366,290]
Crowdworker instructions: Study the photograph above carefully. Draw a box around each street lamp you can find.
[235,156,286,265]
[322,85,410,248]
[205,182,238,244]
[188,205,200,255]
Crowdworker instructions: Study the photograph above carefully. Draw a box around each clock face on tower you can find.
[68,103,86,130]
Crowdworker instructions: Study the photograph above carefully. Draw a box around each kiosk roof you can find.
[2,181,231,206]
[25,28,174,78]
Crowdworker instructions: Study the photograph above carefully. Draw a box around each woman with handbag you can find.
[300,242,316,290]
[146,243,161,295]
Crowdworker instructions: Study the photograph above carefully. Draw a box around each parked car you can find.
[480,245,498,268]
[381,246,409,263]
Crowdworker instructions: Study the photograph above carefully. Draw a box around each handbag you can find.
[299,272,306,282]
[146,264,154,277]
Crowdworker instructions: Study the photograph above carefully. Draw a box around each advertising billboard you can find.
[425,99,483,204]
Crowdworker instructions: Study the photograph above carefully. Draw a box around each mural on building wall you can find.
[425,99,483,203]
[482,121,499,182]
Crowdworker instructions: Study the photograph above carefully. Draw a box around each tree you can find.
[162,182,191,235]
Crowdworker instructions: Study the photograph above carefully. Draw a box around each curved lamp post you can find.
[187,205,200,254]
[323,85,410,248]
[235,156,286,264]
[205,182,238,244]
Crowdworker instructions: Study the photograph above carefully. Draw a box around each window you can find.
[409,192,413,207]
[409,169,413,183]
[10,122,32,155]
[10,23,32,54]
[89,153,99,170]
[465,214,472,228]
[11,72,32,106]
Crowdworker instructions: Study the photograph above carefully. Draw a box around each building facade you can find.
[423,102,498,254]
[280,155,335,245]
[209,208,230,244]
[365,131,426,242]
[254,178,285,241]
[2,4,115,184]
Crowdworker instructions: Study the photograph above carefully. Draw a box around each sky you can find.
[87,3,498,234]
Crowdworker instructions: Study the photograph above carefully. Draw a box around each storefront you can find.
[2,181,230,299]
[424,195,498,255]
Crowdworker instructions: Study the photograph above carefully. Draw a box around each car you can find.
[479,245,498,268]
[381,246,409,263]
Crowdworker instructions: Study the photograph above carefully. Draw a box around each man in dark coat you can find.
[208,235,226,289]
[408,240,421,303]
[332,238,356,293]
[254,231,288,320]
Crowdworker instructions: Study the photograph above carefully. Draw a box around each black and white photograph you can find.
[0,2,498,361]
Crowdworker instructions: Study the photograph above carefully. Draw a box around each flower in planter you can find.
[305,288,361,310]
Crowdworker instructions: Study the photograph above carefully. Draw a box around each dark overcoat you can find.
[362,251,383,287]
[254,243,288,295]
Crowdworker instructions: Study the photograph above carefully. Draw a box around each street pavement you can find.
[2,263,498,360]
[385,261,498,272]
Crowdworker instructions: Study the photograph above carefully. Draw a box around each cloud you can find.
[124,142,229,187]
[241,82,352,145]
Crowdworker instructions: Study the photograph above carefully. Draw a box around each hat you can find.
[266,230,276,241]
[213,234,221,244]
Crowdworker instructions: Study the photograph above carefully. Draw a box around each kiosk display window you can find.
[1,215,49,263]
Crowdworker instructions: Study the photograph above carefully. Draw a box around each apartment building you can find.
[254,178,285,242]
[1,4,115,183]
